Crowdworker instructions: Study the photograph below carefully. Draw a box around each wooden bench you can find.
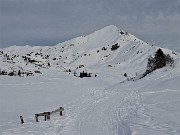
[35,112,50,122]
[35,107,64,122]
[51,107,64,116]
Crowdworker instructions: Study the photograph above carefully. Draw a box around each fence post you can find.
[59,107,64,116]
[20,116,24,124]
[44,114,47,121]
[60,111,62,116]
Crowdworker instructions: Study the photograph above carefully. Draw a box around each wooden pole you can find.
[59,107,64,116]
[20,116,24,124]
[60,111,62,116]
[44,114,47,121]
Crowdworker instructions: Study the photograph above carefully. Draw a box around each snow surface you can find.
[0,25,180,135]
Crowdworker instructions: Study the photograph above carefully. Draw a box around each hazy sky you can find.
[0,0,180,52]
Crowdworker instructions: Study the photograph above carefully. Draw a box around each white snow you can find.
[0,25,180,135]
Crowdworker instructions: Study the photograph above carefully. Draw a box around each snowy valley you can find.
[0,25,180,135]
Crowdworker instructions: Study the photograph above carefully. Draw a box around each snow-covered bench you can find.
[35,107,64,122]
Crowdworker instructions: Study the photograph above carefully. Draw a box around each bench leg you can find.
[44,115,47,121]
[35,114,39,122]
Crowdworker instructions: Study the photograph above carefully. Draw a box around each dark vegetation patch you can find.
[141,48,174,78]
[111,43,120,51]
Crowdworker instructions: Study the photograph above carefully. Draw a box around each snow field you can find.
[1,65,180,135]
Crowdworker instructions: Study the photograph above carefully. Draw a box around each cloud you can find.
[0,0,180,52]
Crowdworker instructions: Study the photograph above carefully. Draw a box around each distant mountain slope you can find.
[0,25,179,77]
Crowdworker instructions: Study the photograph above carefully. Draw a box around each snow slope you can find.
[0,25,180,135]
[1,25,179,76]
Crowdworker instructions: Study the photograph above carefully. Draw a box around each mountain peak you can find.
[92,25,122,36]
[77,25,124,50]
[97,25,119,32]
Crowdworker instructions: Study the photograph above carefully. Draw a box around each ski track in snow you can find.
[2,82,180,135]
[2,88,139,135]
[49,89,134,135]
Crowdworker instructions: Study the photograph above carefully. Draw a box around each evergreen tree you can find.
[144,48,174,78]
[154,48,166,69]
[166,54,174,67]
[147,56,155,72]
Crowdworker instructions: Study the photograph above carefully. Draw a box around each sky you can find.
[0,0,180,52]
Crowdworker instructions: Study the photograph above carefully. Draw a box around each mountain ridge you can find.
[0,25,179,78]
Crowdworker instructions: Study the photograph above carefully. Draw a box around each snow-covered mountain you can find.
[0,25,180,135]
[0,25,179,78]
